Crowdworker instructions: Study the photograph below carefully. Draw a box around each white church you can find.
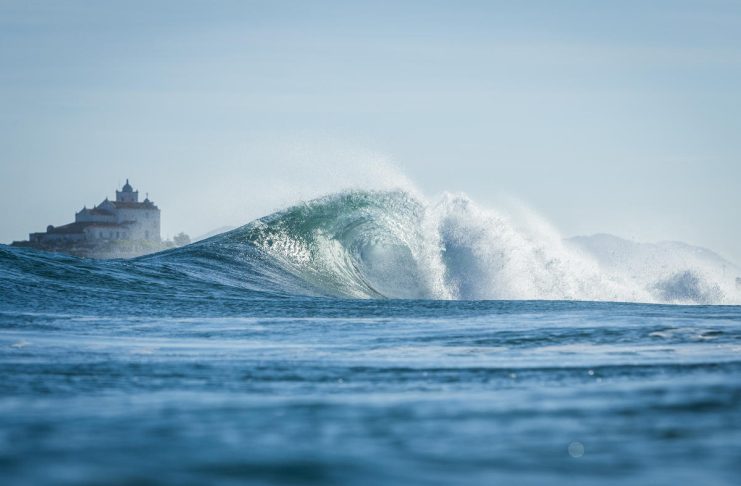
[29,180,161,245]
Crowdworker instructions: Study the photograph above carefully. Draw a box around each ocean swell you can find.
[2,189,739,305]
[205,190,739,303]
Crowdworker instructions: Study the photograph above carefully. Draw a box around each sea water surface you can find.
[1,190,740,485]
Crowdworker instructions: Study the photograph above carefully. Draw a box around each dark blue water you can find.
[2,194,741,485]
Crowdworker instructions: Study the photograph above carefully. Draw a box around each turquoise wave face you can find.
[2,189,740,306]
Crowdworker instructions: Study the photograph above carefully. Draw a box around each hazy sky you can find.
[1,0,740,263]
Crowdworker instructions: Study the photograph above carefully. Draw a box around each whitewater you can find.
[1,188,740,485]
[235,189,739,304]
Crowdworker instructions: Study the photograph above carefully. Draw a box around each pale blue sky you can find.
[1,1,740,263]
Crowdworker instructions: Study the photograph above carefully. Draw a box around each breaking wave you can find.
[2,190,739,305]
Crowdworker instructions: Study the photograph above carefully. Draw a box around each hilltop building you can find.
[14,180,168,258]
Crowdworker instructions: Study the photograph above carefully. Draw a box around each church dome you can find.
[122,179,133,192]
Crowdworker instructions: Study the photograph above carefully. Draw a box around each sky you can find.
[1,0,740,263]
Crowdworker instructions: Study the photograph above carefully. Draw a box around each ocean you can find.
[1,190,740,485]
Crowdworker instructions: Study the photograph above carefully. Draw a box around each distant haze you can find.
[1,1,740,264]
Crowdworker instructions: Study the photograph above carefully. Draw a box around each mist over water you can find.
[184,150,738,305]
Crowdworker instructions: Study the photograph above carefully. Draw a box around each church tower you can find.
[116,179,139,203]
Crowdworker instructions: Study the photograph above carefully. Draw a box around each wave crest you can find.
[207,190,738,303]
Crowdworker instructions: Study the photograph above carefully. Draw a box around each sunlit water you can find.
[2,299,740,485]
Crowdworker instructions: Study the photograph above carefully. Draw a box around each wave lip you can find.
[231,190,451,299]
